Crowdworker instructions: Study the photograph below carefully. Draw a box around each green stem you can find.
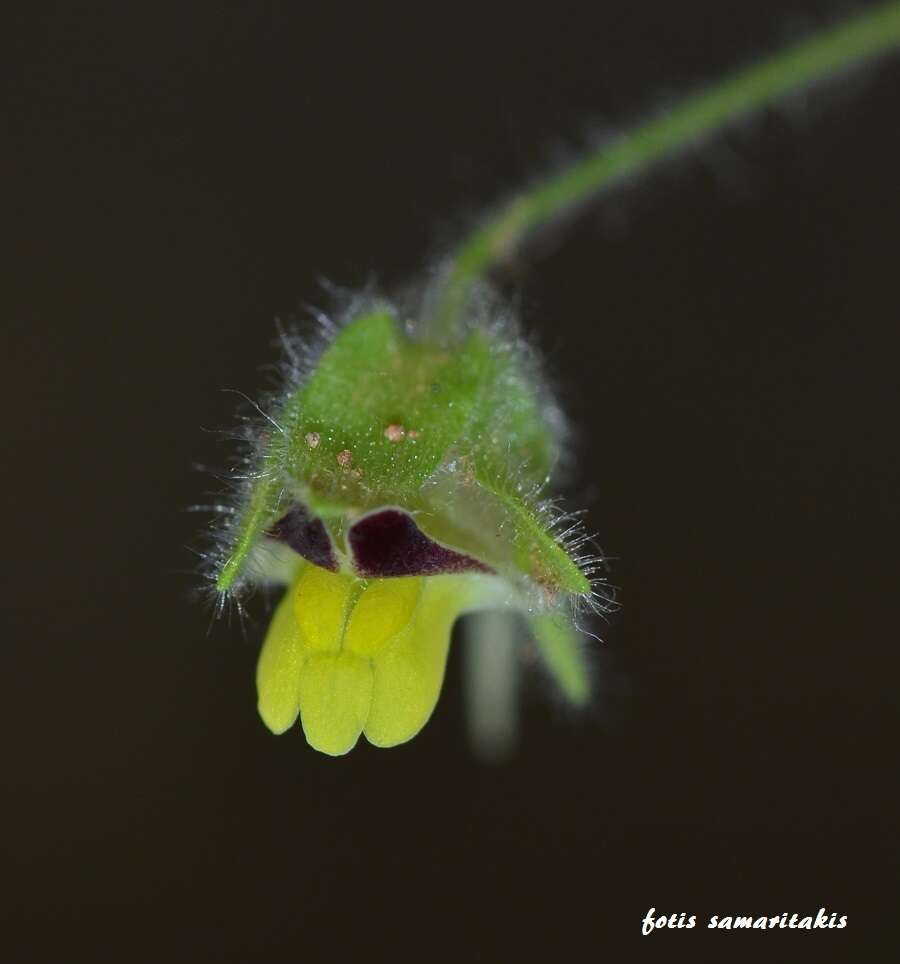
[434,1,900,322]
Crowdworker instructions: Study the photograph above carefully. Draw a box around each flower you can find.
[204,298,609,755]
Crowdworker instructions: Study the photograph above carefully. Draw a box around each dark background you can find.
[4,1,899,960]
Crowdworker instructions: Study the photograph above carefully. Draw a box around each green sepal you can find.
[498,488,591,597]
[216,462,284,593]
[529,612,590,706]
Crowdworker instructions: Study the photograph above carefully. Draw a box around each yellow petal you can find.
[364,575,480,748]
[293,564,353,653]
[256,578,307,734]
[298,652,374,756]
[344,576,422,658]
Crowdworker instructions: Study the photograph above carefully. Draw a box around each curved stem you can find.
[433,1,900,323]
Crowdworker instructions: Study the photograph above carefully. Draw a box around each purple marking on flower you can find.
[268,504,338,572]
[349,508,493,578]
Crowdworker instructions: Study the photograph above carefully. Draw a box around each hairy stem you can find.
[433,1,900,323]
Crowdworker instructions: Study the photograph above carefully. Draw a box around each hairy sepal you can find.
[211,299,593,605]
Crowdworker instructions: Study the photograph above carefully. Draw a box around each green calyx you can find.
[214,306,591,608]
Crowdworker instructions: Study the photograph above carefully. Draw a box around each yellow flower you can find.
[256,562,509,755]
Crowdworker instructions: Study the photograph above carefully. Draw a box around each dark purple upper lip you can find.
[348,508,494,579]
[267,503,338,572]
